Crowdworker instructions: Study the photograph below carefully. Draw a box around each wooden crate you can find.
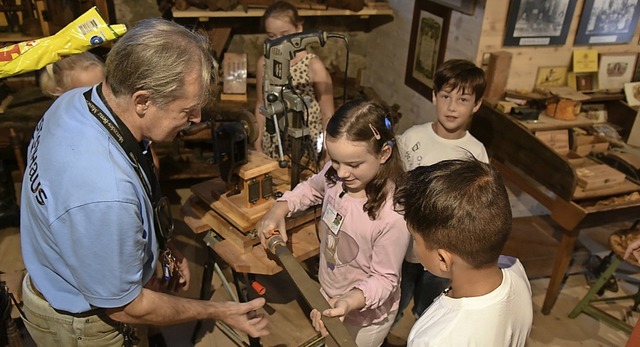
[573,134,609,156]
[576,164,626,191]
[535,129,569,155]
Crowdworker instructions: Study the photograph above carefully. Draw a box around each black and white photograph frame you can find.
[503,0,577,46]
[598,53,638,91]
[428,0,476,15]
[575,0,640,45]
[405,1,451,98]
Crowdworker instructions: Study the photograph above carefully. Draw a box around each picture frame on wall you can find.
[597,53,638,91]
[568,72,598,92]
[405,1,451,98]
[574,0,640,45]
[428,0,476,15]
[535,66,568,89]
[503,0,577,46]
[624,82,640,106]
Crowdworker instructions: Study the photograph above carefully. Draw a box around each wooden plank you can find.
[237,150,279,180]
[191,199,256,253]
[573,179,640,200]
[520,113,595,132]
[179,197,213,234]
[204,27,232,60]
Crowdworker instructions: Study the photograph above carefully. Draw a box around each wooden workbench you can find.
[180,161,323,346]
[471,103,640,315]
[180,156,321,275]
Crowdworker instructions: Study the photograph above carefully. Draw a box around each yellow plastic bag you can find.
[0,7,126,78]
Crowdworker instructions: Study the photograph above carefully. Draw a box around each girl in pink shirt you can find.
[257,99,410,346]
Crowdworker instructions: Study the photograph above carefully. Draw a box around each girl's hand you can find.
[309,298,348,337]
[256,201,290,248]
[323,296,350,319]
[310,309,329,337]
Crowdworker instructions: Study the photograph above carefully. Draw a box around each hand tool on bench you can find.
[266,234,357,347]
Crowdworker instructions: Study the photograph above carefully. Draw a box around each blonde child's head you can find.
[39,52,105,97]
[324,99,403,220]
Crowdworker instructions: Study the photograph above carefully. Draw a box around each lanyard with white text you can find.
[83,85,160,206]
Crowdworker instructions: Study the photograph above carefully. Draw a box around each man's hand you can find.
[166,242,190,292]
[217,298,270,338]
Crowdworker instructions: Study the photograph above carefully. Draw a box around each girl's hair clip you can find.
[384,115,392,130]
[369,123,381,140]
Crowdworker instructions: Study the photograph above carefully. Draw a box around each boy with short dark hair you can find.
[394,158,533,346]
[396,59,490,320]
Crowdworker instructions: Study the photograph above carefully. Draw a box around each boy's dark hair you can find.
[393,158,511,268]
[261,1,303,30]
[325,99,404,220]
[433,59,486,103]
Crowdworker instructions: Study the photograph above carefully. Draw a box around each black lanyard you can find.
[83,85,170,247]
[83,85,159,204]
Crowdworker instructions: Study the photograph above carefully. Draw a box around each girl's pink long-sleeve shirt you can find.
[279,164,410,325]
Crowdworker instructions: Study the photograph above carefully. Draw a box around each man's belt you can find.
[29,277,104,318]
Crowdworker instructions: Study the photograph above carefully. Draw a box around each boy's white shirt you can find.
[407,256,533,347]
[397,122,489,171]
[397,122,489,262]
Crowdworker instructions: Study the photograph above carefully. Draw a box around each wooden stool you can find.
[568,220,640,334]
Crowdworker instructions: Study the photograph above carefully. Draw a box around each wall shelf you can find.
[173,5,394,20]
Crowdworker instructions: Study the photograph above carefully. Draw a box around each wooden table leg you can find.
[542,228,579,315]
[191,243,216,344]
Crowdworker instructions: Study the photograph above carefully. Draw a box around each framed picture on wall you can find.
[405,1,451,98]
[597,53,638,91]
[575,0,640,45]
[624,82,640,106]
[503,0,577,46]
[535,66,568,89]
[428,0,476,15]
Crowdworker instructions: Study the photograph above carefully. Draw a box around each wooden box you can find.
[573,134,609,156]
[576,164,626,190]
[565,151,586,166]
[535,129,569,155]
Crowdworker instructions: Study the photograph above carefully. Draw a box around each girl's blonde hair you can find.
[39,52,105,97]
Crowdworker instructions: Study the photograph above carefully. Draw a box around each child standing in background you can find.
[254,0,334,166]
[396,59,489,322]
[39,51,105,98]
[394,158,533,346]
[257,99,410,346]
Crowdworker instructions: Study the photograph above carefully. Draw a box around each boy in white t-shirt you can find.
[396,59,489,321]
[394,158,533,346]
